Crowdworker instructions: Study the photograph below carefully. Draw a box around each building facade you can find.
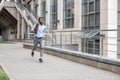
[0,0,119,59]
[28,0,119,59]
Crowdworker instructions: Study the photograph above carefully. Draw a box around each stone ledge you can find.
[44,46,120,67]
[23,44,120,74]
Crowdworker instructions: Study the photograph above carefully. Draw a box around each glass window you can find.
[118,12,120,25]
[83,15,88,27]
[95,13,100,26]
[118,25,120,38]
[82,0,100,29]
[50,0,58,30]
[118,0,120,10]
[95,0,100,12]
[89,2,94,13]
[118,0,120,39]
[82,0,100,55]
[41,1,46,25]
[83,3,88,14]
[63,0,74,29]
[89,14,95,26]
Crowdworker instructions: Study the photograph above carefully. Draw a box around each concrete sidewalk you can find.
[0,43,120,80]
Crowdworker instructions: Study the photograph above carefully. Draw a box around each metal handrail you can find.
[52,29,120,32]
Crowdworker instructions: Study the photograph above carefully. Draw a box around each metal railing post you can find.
[100,31,104,57]
[84,31,86,53]
[52,31,53,47]
[69,31,72,51]
[60,32,62,48]
[71,32,72,45]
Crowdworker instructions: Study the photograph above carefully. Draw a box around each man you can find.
[31,17,46,63]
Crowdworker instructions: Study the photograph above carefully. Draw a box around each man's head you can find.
[38,17,44,25]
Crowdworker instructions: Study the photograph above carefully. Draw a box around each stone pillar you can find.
[21,17,25,39]
[37,0,42,18]
[58,0,63,30]
[100,0,117,58]
[74,0,82,30]
[27,25,30,39]
[46,0,50,28]
[17,12,20,39]
[74,0,82,52]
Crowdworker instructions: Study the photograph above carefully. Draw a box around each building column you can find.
[74,0,82,30]
[58,0,63,30]
[17,12,20,39]
[46,0,50,29]
[100,0,117,58]
[74,0,82,52]
[27,25,30,39]
[21,17,25,39]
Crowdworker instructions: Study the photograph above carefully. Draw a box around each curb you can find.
[0,62,15,80]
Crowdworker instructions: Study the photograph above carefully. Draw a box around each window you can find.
[95,0,100,12]
[50,0,58,30]
[83,3,88,14]
[82,0,100,30]
[83,15,88,27]
[41,1,46,25]
[118,12,120,25]
[89,14,94,26]
[118,0,120,38]
[118,0,120,11]
[95,13,100,26]
[63,0,74,28]
[118,25,120,38]
[82,0,100,55]
[89,2,94,13]
[81,39,100,54]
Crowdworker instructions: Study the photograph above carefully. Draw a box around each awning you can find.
[76,31,100,39]
[85,31,100,39]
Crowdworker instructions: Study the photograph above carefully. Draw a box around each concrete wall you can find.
[2,27,16,40]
